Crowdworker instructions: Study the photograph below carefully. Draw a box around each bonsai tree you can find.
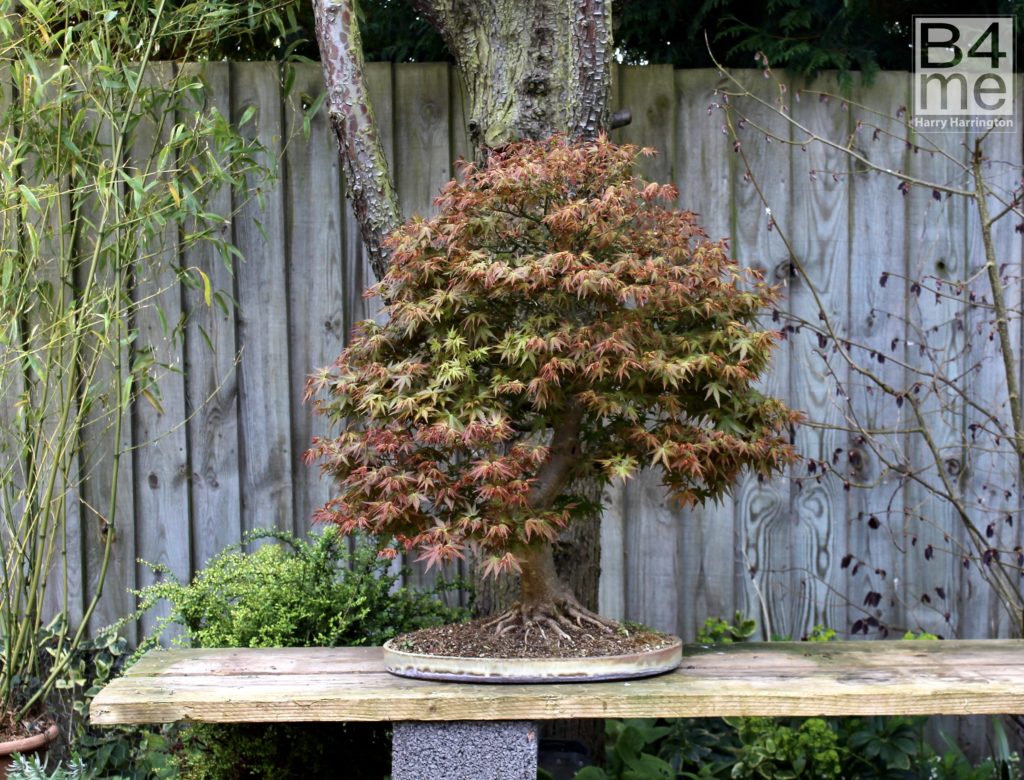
[307,136,798,639]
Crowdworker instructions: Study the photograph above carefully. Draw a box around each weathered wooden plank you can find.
[131,63,191,639]
[614,65,676,182]
[845,73,911,638]
[614,65,681,635]
[230,62,293,538]
[15,63,87,628]
[91,641,1024,725]
[180,63,242,570]
[903,112,968,638]
[960,111,1023,641]
[727,71,795,640]
[392,62,452,590]
[787,76,852,637]
[76,86,137,640]
[674,68,739,640]
[284,63,346,537]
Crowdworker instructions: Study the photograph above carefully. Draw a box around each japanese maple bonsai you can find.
[307,135,797,656]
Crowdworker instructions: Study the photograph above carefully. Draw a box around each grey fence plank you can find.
[788,75,853,635]
[728,70,796,641]
[231,62,294,539]
[674,69,738,641]
[903,114,970,639]
[393,62,452,589]
[614,64,682,634]
[284,63,346,538]
[845,72,911,638]
[181,62,243,572]
[132,63,192,638]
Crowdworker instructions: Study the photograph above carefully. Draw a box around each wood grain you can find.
[284,63,345,537]
[674,69,738,640]
[787,75,851,636]
[181,63,242,570]
[132,63,192,638]
[728,70,795,641]
[844,73,911,638]
[230,62,294,538]
[91,641,1024,725]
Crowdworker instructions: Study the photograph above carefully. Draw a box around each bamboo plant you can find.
[0,0,274,727]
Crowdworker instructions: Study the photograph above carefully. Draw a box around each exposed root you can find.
[481,596,618,645]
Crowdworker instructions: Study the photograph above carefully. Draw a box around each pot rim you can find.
[0,723,60,756]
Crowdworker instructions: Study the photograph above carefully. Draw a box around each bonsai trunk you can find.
[519,545,570,609]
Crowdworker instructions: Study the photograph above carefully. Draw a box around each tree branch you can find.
[312,0,402,281]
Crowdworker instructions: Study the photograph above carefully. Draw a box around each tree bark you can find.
[312,0,401,281]
[411,0,613,150]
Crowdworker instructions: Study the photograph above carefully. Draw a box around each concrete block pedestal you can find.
[392,720,538,780]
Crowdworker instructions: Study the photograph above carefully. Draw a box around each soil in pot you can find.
[0,715,60,780]
[393,616,673,659]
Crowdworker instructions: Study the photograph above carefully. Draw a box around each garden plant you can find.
[0,0,292,757]
[308,134,799,654]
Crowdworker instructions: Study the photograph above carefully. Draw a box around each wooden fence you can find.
[27,63,1024,652]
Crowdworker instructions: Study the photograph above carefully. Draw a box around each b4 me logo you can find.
[913,16,1016,131]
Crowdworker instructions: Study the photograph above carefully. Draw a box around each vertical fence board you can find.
[181,63,242,571]
[393,62,451,589]
[76,103,137,640]
[231,62,293,539]
[615,65,681,633]
[904,118,969,638]
[845,73,911,638]
[285,63,346,537]
[787,76,852,636]
[131,63,192,638]
[20,64,87,628]
[728,71,795,640]
[674,69,738,640]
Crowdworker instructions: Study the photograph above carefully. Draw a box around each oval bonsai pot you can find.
[383,635,683,683]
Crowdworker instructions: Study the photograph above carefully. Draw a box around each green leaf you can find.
[17,184,41,213]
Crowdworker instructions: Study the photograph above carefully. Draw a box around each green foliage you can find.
[6,755,88,780]
[804,625,836,643]
[130,529,466,780]
[729,717,842,779]
[696,612,756,645]
[0,0,275,723]
[136,526,467,650]
[309,136,797,584]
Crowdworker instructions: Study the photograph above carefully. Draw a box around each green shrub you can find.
[74,529,467,780]
[137,526,465,651]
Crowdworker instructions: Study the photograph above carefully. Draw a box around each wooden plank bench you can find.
[91,640,1024,779]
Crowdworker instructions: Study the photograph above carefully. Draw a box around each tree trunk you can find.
[314,0,615,761]
[411,0,613,150]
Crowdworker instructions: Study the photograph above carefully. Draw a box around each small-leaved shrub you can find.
[71,529,466,779]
